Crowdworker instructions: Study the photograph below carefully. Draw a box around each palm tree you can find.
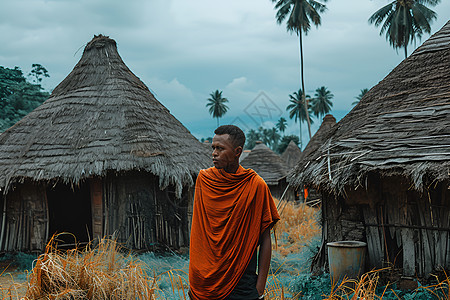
[311,86,333,121]
[368,0,440,58]
[276,117,288,133]
[352,88,368,106]
[245,129,261,149]
[206,90,229,127]
[272,0,328,138]
[267,127,281,149]
[286,89,313,148]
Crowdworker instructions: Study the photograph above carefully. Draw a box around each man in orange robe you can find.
[189,125,280,300]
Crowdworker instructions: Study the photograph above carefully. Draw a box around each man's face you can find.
[211,134,240,172]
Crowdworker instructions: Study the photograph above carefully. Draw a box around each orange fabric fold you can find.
[189,166,280,300]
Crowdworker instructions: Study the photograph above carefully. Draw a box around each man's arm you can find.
[256,227,272,297]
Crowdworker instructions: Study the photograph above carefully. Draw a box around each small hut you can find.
[289,21,450,278]
[296,115,336,204]
[241,142,294,201]
[298,115,336,163]
[281,140,302,170]
[0,35,211,252]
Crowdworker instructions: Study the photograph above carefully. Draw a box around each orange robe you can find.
[189,165,280,300]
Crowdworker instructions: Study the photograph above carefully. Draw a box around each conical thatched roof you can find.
[0,35,210,196]
[289,21,450,193]
[241,142,288,185]
[296,114,336,163]
[281,140,302,169]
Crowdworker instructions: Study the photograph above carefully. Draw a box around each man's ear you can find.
[235,146,243,157]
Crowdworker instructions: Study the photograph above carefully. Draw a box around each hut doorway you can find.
[47,182,92,247]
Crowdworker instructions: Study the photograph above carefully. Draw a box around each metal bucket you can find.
[327,241,367,283]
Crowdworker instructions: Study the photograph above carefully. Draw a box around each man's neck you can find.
[223,163,239,174]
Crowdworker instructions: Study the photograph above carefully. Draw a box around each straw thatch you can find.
[0,35,210,197]
[297,114,335,164]
[280,140,302,169]
[289,21,450,193]
[241,142,288,185]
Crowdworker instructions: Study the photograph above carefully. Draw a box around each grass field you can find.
[0,201,448,299]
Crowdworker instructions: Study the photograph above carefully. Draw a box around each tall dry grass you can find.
[23,234,157,299]
[274,199,321,256]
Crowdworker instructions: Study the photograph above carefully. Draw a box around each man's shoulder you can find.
[197,167,215,180]
[198,167,214,175]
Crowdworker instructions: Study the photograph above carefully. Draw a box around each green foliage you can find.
[286,89,314,148]
[311,86,333,120]
[276,117,288,133]
[28,63,50,84]
[291,273,331,299]
[271,0,328,36]
[368,0,440,58]
[0,65,50,132]
[0,252,38,272]
[277,135,300,153]
[245,126,281,152]
[245,128,261,150]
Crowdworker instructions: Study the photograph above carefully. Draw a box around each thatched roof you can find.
[281,140,302,169]
[289,21,450,193]
[297,114,336,163]
[0,35,211,196]
[241,142,288,185]
[239,150,251,162]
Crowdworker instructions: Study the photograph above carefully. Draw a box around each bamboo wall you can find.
[0,181,48,252]
[103,172,192,250]
[316,175,450,278]
[0,173,193,252]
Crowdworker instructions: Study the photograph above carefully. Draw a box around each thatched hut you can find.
[0,35,210,252]
[241,142,294,201]
[297,115,336,204]
[280,140,302,169]
[288,22,450,278]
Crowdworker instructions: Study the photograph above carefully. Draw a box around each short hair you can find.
[214,125,246,148]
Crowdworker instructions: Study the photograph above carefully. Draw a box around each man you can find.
[189,125,280,300]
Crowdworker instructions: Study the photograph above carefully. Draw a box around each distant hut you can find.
[288,22,450,278]
[0,35,210,252]
[298,114,336,163]
[241,142,294,201]
[240,149,251,162]
[295,115,336,204]
[280,140,302,169]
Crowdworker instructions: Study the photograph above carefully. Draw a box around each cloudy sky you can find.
[1,0,449,148]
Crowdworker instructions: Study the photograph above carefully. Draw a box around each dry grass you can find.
[321,267,450,300]
[23,234,157,300]
[274,199,321,256]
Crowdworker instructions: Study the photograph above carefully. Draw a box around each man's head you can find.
[211,125,246,173]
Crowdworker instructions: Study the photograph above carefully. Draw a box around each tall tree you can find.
[28,64,50,84]
[311,86,333,121]
[369,0,440,58]
[352,88,368,106]
[206,90,229,127]
[0,65,50,132]
[276,117,288,133]
[272,0,327,138]
[267,127,281,149]
[286,89,313,149]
